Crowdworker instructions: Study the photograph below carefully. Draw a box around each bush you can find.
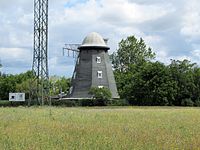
[108,99,129,106]
[80,99,95,106]
[194,98,200,107]
[52,100,78,107]
[0,100,11,107]
[0,100,27,107]
[181,98,194,107]
[89,87,112,106]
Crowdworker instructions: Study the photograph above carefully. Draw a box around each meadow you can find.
[0,107,200,150]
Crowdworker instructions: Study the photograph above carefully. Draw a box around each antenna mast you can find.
[32,0,49,105]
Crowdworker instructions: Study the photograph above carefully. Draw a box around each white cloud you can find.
[100,0,175,25]
[181,0,200,40]
[0,0,200,76]
[191,49,200,58]
[0,48,30,59]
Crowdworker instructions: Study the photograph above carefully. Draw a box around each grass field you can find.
[1,107,200,150]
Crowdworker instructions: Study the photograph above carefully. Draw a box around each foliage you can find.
[0,71,71,101]
[119,61,177,106]
[0,100,11,107]
[80,99,96,106]
[194,98,200,107]
[168,59,198,105]
[0,98,128,107]
[49,76,71,96]
[110,36,155,72]
[111,35,200,106]
[52,99,78,107]
[0,71,35,100]
[181,98,194,107]
[108,99,129,106]
[89,87,112,106]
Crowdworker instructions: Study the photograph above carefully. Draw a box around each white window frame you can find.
[97,71,103,79]
[96,56,101,64]
[98,86,104,88]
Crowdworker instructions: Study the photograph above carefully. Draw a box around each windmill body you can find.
[68,32,119,98]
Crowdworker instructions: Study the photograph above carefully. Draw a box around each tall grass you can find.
[0,107,200,149]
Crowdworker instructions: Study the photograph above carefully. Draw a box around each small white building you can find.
[9,93,25,102]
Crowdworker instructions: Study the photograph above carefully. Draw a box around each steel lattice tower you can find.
[32,0,49,105]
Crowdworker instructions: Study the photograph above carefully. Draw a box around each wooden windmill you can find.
[63,32,119,99]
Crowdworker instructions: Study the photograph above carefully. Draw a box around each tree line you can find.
[111,36,200,106]
[0,71,70,100]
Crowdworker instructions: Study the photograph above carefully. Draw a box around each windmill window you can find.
[97,71,103,79]
[98,86,104,88]
[96,57,101,63]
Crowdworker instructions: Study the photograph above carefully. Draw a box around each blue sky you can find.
[0,0,200,77]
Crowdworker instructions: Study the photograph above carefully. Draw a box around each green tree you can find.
[193,67,200,106]
[111,35,156,101]
[169,59,197,106]
[0,74,18,100]
[111,36,155,72]
[16,79,37,99]
[49,76,71,96]
[111,35,200,106]
[119,62,177,106]
[0,71,35,100]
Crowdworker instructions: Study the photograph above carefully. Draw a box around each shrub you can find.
[0,100,11,107]
[181,98,194,107]
[80,99,95,106]
[194,98,200,107]
[89,87,112,106]
[108,99,129,106]
[52,99,77,107]
[0,100,27,107]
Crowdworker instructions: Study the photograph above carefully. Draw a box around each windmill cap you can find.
[79,32,110,49]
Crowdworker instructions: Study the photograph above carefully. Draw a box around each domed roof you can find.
[79,32,109,49]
